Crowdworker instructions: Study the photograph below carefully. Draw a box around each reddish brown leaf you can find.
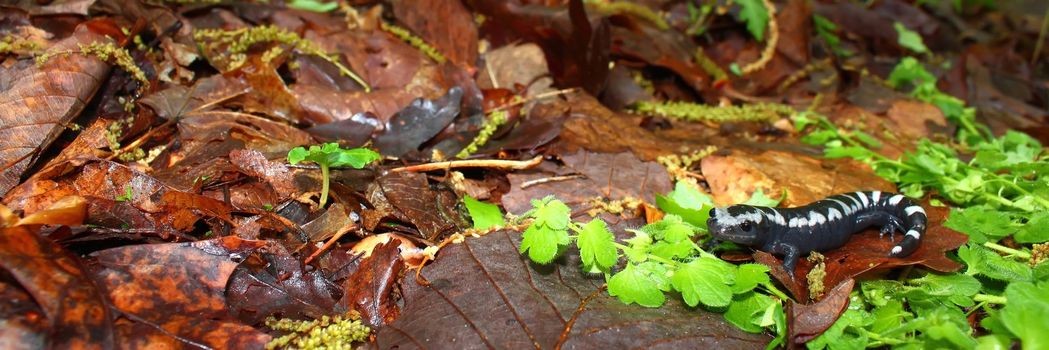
[502,150,672,215]
[0,226,114,349]
[790,279,855,344]
[392,0,479,70]
[0,20,118,195]
[229,149,297,199]
[365,171,468,240]
[339,241,403,327]
[701,149,895,207]
[227,246,342,325]
[91,236,269,348]
[0,278,48,350]
[373,230,769,348]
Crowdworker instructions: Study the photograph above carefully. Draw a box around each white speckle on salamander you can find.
[906,229,921,238]
[713,207,763,226]
[871,191,881,204]
[889,194,904,205]
[856,192,869,207]
[827,207,842,221]
[905,205,925,216]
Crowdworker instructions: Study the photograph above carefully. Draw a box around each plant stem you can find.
[983,242,1031,260]
[973,293,1007,305]
[319,163,330,207]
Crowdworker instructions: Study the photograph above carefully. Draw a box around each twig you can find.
[740,0,779,75]
[1032,4,1049,65]
[388,155,543,173]
[304,223,357,264]
[490,88,578,112]
[520,174,586,189]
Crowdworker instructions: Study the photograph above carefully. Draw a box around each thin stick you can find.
[1032,4,1049,65]
[388,155,543,173]
[304,223,356,264]
[520,174,585,189]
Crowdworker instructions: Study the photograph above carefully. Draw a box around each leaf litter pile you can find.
[0,0,1048,348]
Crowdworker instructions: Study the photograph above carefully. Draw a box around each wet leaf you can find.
[373,230,770,348]
[0,20,118,194]
[91,237,269,348]
[374,87,463,157]
[0,226,114,348]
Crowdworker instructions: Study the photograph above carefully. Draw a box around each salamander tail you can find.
[888,229,922,257]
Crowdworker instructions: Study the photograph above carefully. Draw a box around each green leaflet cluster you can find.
[795,57,1049,348]
[510,185,790,348]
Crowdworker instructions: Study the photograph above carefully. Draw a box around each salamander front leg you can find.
[769,242,801,280]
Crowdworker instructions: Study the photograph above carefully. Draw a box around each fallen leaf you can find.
[0,19,118,195]
[374,87,464,157]
[91,236,269,348]
[0,226,114,348]
[789,278,855,344]
[373,230,770,348]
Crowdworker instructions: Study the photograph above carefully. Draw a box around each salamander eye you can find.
[739,222,753,232]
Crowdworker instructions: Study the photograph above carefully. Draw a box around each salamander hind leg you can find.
[878,215,905,240]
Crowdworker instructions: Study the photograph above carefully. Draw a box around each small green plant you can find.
[793,56,1049,349]
[264,313,370,349]
[463,195,505,230]
[287,143,381,207]
[286,0,338,12]
[894,22,929,55]
[518,186,790,346]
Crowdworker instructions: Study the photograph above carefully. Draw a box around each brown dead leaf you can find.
[0,19,119,195]
[91,236,269,348]
[790,278,855,344]
[392,0,479,70]
[340,241,403,327]
[702,149,895,207]
[0,226,114,349]
[502,150,672,216]
[365,171,468,240]
[373,230,770,348]
[227,245,342,325]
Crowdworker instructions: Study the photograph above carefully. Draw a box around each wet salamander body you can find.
[706,191,927,277]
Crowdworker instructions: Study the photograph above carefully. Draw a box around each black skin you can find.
[706,191,927,279]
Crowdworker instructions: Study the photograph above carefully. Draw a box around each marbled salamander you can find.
[706,191,927,277]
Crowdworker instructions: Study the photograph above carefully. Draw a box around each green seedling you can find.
[287,143,381,207]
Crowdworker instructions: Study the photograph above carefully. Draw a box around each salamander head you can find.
[707,206,768,246]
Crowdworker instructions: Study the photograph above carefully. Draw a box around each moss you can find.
[584,0,668,31]
[36,42,150,89]
[632,101,795,123]
[586,196,644,217]
[380,22,446,64]
[265,313,371,350]
[1030,242,1048,267]
[194,25,370,91]
[657,146,718,184]
[456,109,508,159]
[806,252,827,300]
[0,34,43,56]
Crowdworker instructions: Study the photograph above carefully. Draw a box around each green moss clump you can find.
[584,0,669,31]
[632,101,795,123]
[806,251,827,300]
[265,313,371,350]
[380,22,447,64]
[36,42,149,89]
[194,25,370,91]
[456,110,508,159]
